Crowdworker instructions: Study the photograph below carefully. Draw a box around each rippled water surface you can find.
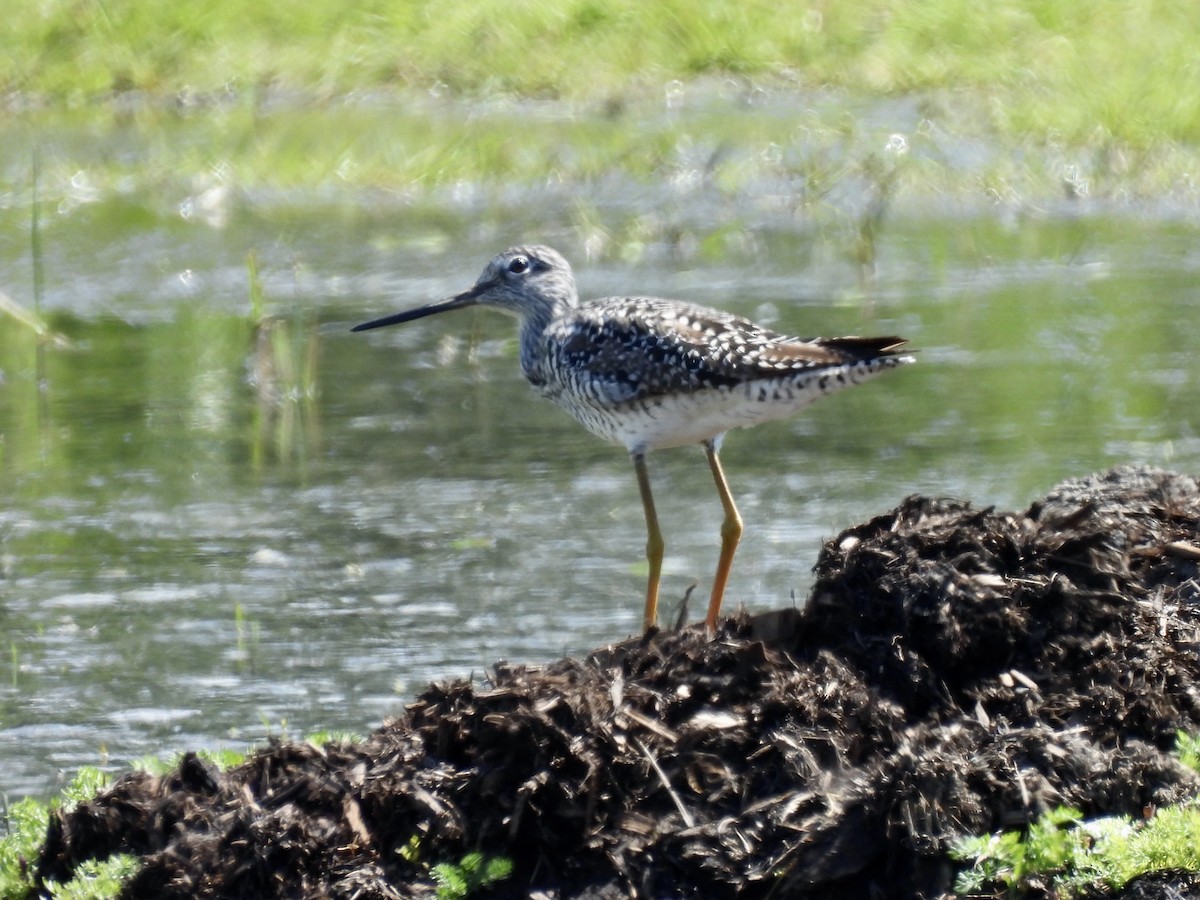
[3,101,1200,799]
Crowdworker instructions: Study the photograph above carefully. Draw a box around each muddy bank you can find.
[31,466,1200,898]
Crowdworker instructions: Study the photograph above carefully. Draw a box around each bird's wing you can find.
[551,298,907,404]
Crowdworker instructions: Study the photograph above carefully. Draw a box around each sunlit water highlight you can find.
[2,110,1200,799]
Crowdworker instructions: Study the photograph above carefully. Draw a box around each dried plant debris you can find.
[32,466,1200,898]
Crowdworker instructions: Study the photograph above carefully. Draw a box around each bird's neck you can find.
[516,295,572,387]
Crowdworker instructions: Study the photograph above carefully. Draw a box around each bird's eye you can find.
[507,256,529,275]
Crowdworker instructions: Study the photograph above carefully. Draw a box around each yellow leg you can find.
[704,439,743,630]
[632,452,664,631]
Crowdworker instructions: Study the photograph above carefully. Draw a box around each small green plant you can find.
[394,837,513,900]
[1,768,139,899]
[954,734,1200,896]
[244,252,321,468]
[431,852,513,900]
[397,833,423,865]
[953,801,1200,897]
[128,746,248,777]
[0,795,50,897]
[306,730,366,748]
[233,602,261,666]
[59,768,109,806]
[1175,730,1200,774]
[40,855,141,900]
[952,805,1085,896]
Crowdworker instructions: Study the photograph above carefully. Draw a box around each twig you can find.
[673,581,698,632]
[634,737,695,828]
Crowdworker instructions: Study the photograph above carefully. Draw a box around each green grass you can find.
[4,2,1197,204]
[4,0,1199,149]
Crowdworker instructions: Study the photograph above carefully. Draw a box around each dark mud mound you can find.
[33,466,1200,898]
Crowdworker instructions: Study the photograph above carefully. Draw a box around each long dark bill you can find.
[350,282,490,332]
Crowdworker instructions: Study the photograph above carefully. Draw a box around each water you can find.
[3,101,1200,800]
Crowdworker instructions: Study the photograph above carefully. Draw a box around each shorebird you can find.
[353,246,913,632]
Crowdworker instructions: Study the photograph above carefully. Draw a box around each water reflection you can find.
[2,205,1199,799]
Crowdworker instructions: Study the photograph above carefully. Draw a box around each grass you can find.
[4,0,1199,150]
[4,2,1197,208]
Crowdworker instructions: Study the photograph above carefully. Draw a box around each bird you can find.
[352,245,913,632]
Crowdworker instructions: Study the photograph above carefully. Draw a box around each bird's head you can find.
[352,245,577,333]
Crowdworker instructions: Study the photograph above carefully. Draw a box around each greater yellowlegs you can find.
[353,246,913,632]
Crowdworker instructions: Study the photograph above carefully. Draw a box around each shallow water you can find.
[2,99,1200,800]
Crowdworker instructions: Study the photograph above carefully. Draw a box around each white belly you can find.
[558,375,825,454]
[539,354,910,455]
